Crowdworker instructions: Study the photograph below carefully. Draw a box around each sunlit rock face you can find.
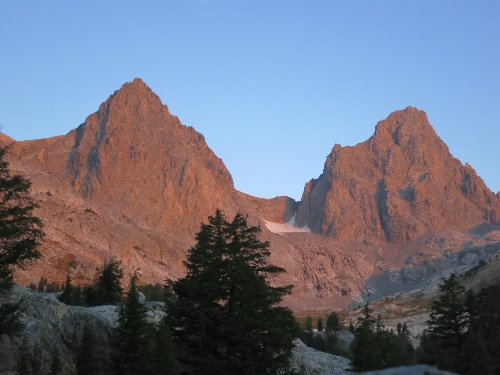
[2,80,499,310]
[296,106,499,243]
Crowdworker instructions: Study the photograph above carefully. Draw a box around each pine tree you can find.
[96,257,124,305]
[326,312,340,332]
[167,210,296,375]
[0,147,44,336]
[112,274,149,375]
[304,315,314,346]
[458,282,500,374]
[83,285,98,306]
[317,317,324,332]
[77,325,110,375]
[0,147,44,291]
[58,272,73,305]
[420,273,468,371]
[351,303,379,371]
[0,301,22,337]
[377,322,414,369]
[37,277,48,292]
[93,257,123,305]
[149,320,180,375]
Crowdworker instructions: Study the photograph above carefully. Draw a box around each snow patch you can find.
[262,214,311,235]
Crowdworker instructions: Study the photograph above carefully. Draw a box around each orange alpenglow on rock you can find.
[2,80,499,310]
[296,106,499,243]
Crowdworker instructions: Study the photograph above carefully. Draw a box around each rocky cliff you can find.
[8,79,245,235]
[296,107,499,243]
[2,81,499,310]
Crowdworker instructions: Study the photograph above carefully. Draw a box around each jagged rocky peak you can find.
[96,77,169,121]
[372,106,436,142]
[368,107,451,170]
[296,107,500,243]
[64,78,238,231]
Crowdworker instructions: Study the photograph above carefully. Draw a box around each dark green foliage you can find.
[83,285,98,306]
[303,315,314,346]
[45,281,62,293]
[58,273,86,306]
[0,302,23,337]
[112,274,149,375]
[149,320,180,375]
[0,147,43,337]
[77,325,110,375]
[376,323,414,369]
[33,277,62,293]
[75,257,124,307]
[37,277,48,292]
[351,304,379,371]
[167,210,296,375]
[324,330,349,357]
[419,273,468,370]
[326,312,341,332]
[457,282,500,374]
[317,317,323,332]
[418,275,500,373]
[0,147,44,291]
[93,257,124,306]
[72,285,84,305]
[58,273,73,304]
[351,304,414,371]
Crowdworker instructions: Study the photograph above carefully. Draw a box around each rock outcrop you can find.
[296,107,500,243]
[291,339,351,375]
[0,286,165,375]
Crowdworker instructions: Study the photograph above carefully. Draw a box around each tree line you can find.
[326,272,500,373]
[419,273,500,374]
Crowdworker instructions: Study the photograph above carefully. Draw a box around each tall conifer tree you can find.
[0,147,44,336]
[112,274,149,375]
[420,273,468,370]
[167,210,296,375]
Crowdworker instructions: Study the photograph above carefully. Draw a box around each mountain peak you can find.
[61,79,236,231]
[371,106,441,150]
[375,106,430,131]
[99,78,166,115]
[297,107,500,243]
[130,77,147,86]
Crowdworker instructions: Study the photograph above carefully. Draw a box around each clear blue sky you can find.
[1,1,499,199]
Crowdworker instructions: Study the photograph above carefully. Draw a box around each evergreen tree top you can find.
[168,209,296,375]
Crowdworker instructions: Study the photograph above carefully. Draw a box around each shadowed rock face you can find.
[296,107,500,243]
